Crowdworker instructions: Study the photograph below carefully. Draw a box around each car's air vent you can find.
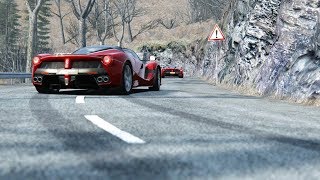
[40,61,65,69]
[72,61,102,68]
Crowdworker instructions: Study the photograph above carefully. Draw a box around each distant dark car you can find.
[32,45,161,94]
[161,67,184,78]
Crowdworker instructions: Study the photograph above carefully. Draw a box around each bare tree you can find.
[69,0,95,47]
[110,0,125,47]
[175,7,192,25]
[112,0,159,45]
[158,17,177,29]
[88,0,114,45]
[113,0,142,43]
[51,0,72,44]
[65,18,80,46]
[132,19,159,40]
[67,0,158,47]
[25,0,44,73]
[123,0,140,42]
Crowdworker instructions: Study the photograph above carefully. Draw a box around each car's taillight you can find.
[33,57,40,65]
[65,58,70,69]
[102,56,113,66]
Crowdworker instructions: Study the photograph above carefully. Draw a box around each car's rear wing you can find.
[38,55,103,62]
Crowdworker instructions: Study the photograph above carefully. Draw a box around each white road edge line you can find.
[84,115,146,144]
[76,96,85,104]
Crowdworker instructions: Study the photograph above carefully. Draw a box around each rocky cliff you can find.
[144,0,319,104]
[201,0,320,104]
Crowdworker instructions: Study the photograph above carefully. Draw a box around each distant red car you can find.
[161,67,184,78]
[32,45,161,94]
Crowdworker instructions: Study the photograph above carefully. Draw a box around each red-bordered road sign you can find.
[208,24,225,41]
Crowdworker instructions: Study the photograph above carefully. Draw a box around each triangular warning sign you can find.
[208,24,225,41]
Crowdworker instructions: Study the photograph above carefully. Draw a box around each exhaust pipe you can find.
[97,77,103,83]
[37,77,43,83]
[103,76,109,83]
[33,77,38,82]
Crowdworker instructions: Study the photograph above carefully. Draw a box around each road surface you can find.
[0,77,320,179]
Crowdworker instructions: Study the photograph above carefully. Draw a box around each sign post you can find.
[208,24,225,84]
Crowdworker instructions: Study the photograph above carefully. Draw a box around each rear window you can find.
[73,46,121,54]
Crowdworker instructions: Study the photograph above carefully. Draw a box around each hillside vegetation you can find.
[16,0,215,52]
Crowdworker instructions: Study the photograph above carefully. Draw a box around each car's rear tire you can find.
[149,68,161,91]
[120,63,133,95]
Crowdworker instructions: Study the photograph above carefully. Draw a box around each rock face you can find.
[146,41,206,76]
[202,0,320,103]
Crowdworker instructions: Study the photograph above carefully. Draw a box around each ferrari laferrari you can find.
[161,67,184,78]
[32,45,161,94]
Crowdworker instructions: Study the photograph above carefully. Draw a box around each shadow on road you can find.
[123,96,320,152]
[53,88,262,101]
[56,88,152,96]
[28,94,129,163]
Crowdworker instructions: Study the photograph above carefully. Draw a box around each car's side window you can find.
[124,49,134,60]
[128,49,142,61]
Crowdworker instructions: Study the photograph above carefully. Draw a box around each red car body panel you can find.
[161,67,184,78]
[32,46,161,91]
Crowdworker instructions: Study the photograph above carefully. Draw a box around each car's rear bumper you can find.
[34,68,107,75]
[162,71,183,77]
[33,68,114,89]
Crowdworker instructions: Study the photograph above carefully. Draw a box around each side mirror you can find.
[150,56,156,61]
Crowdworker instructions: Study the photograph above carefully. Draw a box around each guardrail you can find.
[0,73,32,79]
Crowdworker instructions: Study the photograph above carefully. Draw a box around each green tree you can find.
[0,0,21,72]
[26,0,51,54]
[27,0,52,54]
[25,0,44,73]
[36,0,52,53]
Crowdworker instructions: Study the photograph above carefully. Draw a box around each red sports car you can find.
[161,67,184,78]
[32,45,161,94]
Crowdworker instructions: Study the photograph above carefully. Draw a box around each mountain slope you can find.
[15,0,214,52]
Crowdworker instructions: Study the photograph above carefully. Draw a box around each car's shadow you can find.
[57,88,152,96]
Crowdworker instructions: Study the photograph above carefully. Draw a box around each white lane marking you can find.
[84,115,145,144]
[76,96,85,104]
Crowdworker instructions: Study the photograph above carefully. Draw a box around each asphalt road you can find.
[0,77,320,179]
